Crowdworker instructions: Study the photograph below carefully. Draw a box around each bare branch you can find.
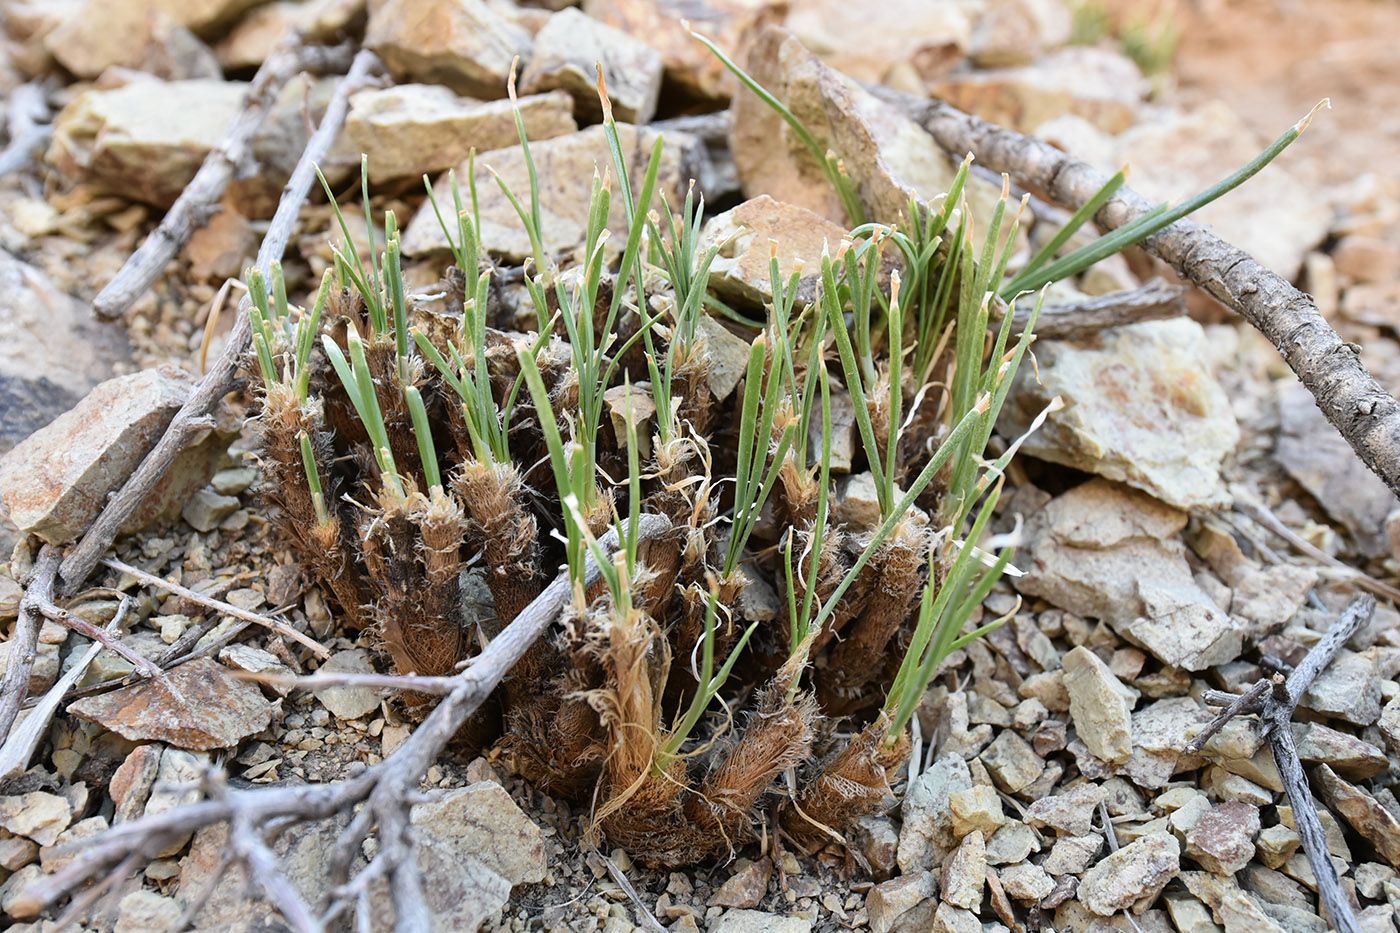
[0,545,59,741]
[1013,279,1186,341]
[1184,677,1271,755]
[58,48,382,593]
[0,81,53,178]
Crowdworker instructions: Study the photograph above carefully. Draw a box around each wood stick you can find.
[0,545,59,741]
[13,515,671,923]
[58,49,382,593]
[0,81,52,178]
[883,89,1400,500]
[1185,677,1271,754]
[1013,279,1186,341]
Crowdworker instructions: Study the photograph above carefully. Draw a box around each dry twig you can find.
[59,49,382,593]
[1013,279,1185,341]
[0,545,59,741]
[1191,595,1373,933]
[883,89,1400,500]
[0,81,52,178]
[13,515,671,929]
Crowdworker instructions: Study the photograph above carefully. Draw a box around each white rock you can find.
[519,8,663,123]
[314,649,382,721]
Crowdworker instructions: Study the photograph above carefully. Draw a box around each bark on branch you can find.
[886,91,1400,500]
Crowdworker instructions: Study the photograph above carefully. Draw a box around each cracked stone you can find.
[519,8,663,123]
[940,830,985,910]
[1062,645,1134,764]
[1025,782,1105,837]
[1314,764,1400,868]
[1077,831,1179,916]
[1185,800,1260,874]
[948,784,1006,839]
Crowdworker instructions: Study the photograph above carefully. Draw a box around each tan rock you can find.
[897,753,972,872]
[941,830,985,910]
[1314,764,1400,868]
[116,889,182,933]
[0,793,71,847]
[1078,831,1179,916]
[1025,782,1105,836]
[696,315,755,403]
[403,125,707,261]
[787,0,972,83]
[365,0,532,98]
[519,8,662,123]
[0,366,230,545]
[181,200,254,282]
[1292,721,1388,779]
[866,870,936,933]
[1185,800,1259,874]
[948,784,1006,839]
[215,0,365,71]
[1044,832,1102,875]
[1181,871,1287,933]
[967,0,1072,68]
[314,649,382,721]
[1062,645,1134,763]
[998,862,1054,902]
[710,858,771,909]
[699,195,848,308]
[931,902,980,933]
[979,728,1044,793]
[44,0,262,77]
[347,85,577,183]
[110,742,162,824]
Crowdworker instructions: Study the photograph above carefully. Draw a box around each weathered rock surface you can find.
[1062,646,1135,764]
[43,0,261,77]
[1016,479,1239,670]
[941,830,986,910]
[0,366,229,545]
[68,658,272,750]
[787,0,972,83]
[404,125,707,261]
[519,8,663,123]
[216,0,364,70]
[699,195,848,308]
[1001,319,1240,510]
[1186,800,1260,874]
[1077,831,1180,915]
[1182,870,1289,933]
[0,792,71,847]
[866,870,936,933]
[897,753,972,872]
[1314,764,1400,867]
[712,908,812,933]
[347,85,576,183]
[313,649,382,721]
[364,0,533,98]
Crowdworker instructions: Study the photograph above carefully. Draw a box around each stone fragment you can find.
[69,657,272,750]
[941,831,985,910]
[1181,871,1288,933]
[1314,764,1400,867]
[1300,649,1382,725]
[1165,893,1224,933]
[0,367,224,544]
[142,748,209,857]
[1025,782,1105,837]
[110,742,161,824]
[182,488,239,533]
[41,816,108,873]
[711,909,811,933]
[218,644,293,697]
[347,85,576,183]
[43,0,259,77]
[0,836,37,872]
[1185,800,1260,874]
[1077,831,1179,916]
[1277,382,1398,557]
[1,864,44,920]
[1045,833,1102,875]
[1127,696,1213,790]
[711,858,771,909]
[699,196,848,308]
[404,125,706,261]
[182,200,255,282]
[866,870,936,933]
[1356,863,1396,899]
[852,816,900,880]
[116,889,182,933]
[215,0,364,70]
[730,26,1007,230]
[948,784,1006,839]
[1062,646,1134,763]
[999,862,1055,902]
[929,47,1144,134]
[519,8,662,123]
[787,0,971,82]
[364,0,533,98]
[314,649,382,721]
[1255,824,1301,869]
[0,621,63,697]
[1001,319,1238,510]
[985,821,1040,865]
[979,728,1045,793]
[897,753,971,872]
[930,903,980,933]
[1293,721,1389,779]
[0,793,71,847]
[1334,235,1400,284]
[1383,696,1400,758]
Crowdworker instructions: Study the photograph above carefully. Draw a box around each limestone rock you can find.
[787,0,972,83]
[979,728,1044,793]
[116,889,182,933]
[68,657,272,750]
[948,784,1006,839]
[941,830,986,910]
[404,125,707,261]
[712,909,812,933]
[110,742,161,824]
[699,195,848,308]
[1292,721,1389,779]
[216,0,365,71]
[0,621,63,698]
[347,85,577,183]
[0,792,71,847]
[1314,764,1400,867]
[986,821,1041,865]
[1129,696,1214,790]
[1185,800,1259,874]
[967,0,1072,68]
[1077,831,1180,916]
[365,0,533,98]
[1025,782,1105,837]
[929,47,1144,134]
[1062,645,1135,763]
[1000,319,1239,510]
[696,315,755,403]
[1300,649,1381,726]
[1181,871,1288,933]
[314,649,383,721]
[0,366,229,545]
[1276,381,1398,557]
[47,80,246,208]
[931,902,980,933]
[711,858,771,909]
[897,753,972,872]
[999,862,1055,902]
[182,488,238,533]
[866,870,936,933]
[519,8,662,123]
[1016,479,1238,670]
[44,0,262,77]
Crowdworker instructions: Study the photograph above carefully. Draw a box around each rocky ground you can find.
[1,0,1399,932]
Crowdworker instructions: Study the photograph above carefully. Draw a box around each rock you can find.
[1293,721,1389,779]
[696,315,755,403]
[1300,649,1382,725]
[1314,764,1400,867]
[215,0,364,71]
[1382,696,1400,758]
[897,753,971,872]
[519,8,662,123]
[929,47,1144,134]
[711,858,771,909]
[1164,893,1222,933]
[999,862,1055,902]
[142,748,209,857]
[985,821,1040,864]
[852,816,900,880]
[786,0,970,83]
[1255,824,1301,869]
[0,364,227,546]
[43,0,260,77]
[866,870,936,933]
[1077,831,1180,916]
[730,26,1008,230]
[979,729,1044,793]
[0,621,63,697]
[347,85,576,183]
[966,0,1071,68]
[219,644,293,697]
[1113,101,1330,281]
[1002,319,1239,511]
[711,909,812,933]
[1276,382,1397,557]
[1128,696,1213,790]
[581,0,786,103]
[182,200,255,282]
[1016,479,1238,670]
[1025,782,1105,837]
[1185,800,1260,874]
[182,488,239,533]
[1062,645,1135,763]
[0,793,71,847]
[0,836,37,872]
[1,863,44,920]
[115,889,182,933]
[1333,235,1400,284]
[364,0,533,98]
[403,125,707,261]
[40,815,107,873]
[1356,863,1396,899]
[110,742,162,824]
[930,902,981,933]
[313,649,382,721]
[1181,871,1288,933]
[47,80,245,208]
[699,196,848,308]
[941,830,985,910]
[68,657,272,750]
[948,784,1006,839]
[1044,833,1102,875]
